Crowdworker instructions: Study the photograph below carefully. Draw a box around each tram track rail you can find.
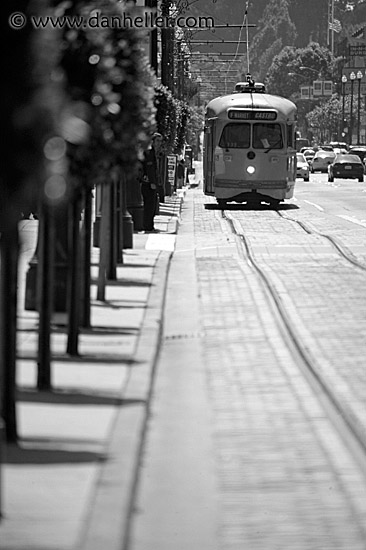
[222,209,366,476]
[276,210,366,273]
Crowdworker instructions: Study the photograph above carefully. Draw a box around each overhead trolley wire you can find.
[224,0,251,94]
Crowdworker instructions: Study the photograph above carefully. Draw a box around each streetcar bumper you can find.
[214,179,288,189]
[213,179,294,201]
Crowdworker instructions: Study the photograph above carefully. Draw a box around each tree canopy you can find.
[265,42,336,97]
[246,0,297,81]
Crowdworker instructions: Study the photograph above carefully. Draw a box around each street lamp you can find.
[341,75,347,140]
[299,66,320,75]
[357,70,363,144]
[287,72,304,79]
[350,71,356,145]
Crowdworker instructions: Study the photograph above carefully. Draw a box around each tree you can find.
[247,0,297,81]
[306,96,343,143]
[154,84,179,152]
[289,0,328,47]
[265,42,338,140]
[59,0,157,338]
[266,42,336,97]
[175,102,190,153]
[185,105,205,158]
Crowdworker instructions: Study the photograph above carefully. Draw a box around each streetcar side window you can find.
[252,123,283,149]
[219,123,250,149]
[287,123,295,148]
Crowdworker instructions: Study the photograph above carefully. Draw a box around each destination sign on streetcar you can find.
[228,110,277,121]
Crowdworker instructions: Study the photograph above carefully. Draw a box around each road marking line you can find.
[337,215,366,228]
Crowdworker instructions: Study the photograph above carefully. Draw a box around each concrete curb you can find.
[78,251,173,550]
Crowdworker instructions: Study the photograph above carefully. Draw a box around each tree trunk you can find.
[67,194,82,356]
[37,202,55,390]
[0,224,19,442]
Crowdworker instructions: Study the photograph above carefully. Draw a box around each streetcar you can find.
[203,76,297,207]
[295,136,310,152]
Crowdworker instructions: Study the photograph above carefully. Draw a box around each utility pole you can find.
[328,0,335,54]
[145,0,158,74]
[176,41,183,99]
[161,0,174,91]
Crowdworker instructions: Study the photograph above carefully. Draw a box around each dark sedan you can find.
[328,154,364,182]
[348,146,366,163]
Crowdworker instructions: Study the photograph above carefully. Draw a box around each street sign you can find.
[300,86,311,99]
[313,80,323,96]
[302,81,332,98]
[323,81,333,95]
[349,45,366,56]
[167,155,177,193]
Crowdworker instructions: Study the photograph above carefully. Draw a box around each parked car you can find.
[303,149,315,164]
[330,141,348,151]
[310,150,336,173]
[296,153,310,181]
[319,144,334,152]
[328,154,364,182]
[348,146,366,164]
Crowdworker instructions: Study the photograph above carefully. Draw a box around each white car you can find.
[303,149,315,165]
[296,153,310,181]
[310,150,336,173]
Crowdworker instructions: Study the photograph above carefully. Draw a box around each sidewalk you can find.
[0,192,184,550]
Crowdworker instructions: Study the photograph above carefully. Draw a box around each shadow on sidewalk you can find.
[157,209,181,216]
[17,388,145,407]
[204,202,300,211]
[17,354,141,364]
[90,278,152,287]
[80,326,138,335]
[91,301,146,309]
[89,262,157,270]
[17,325,140,336]
[4,441,105,464]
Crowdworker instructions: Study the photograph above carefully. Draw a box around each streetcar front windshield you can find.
[253,123,283,149]
[219,122,284,150]
[219,123,250,149]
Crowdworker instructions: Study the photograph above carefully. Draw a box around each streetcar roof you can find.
[205,92,297,121]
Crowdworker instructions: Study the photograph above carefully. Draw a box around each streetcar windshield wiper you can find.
[264,138,282,153]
